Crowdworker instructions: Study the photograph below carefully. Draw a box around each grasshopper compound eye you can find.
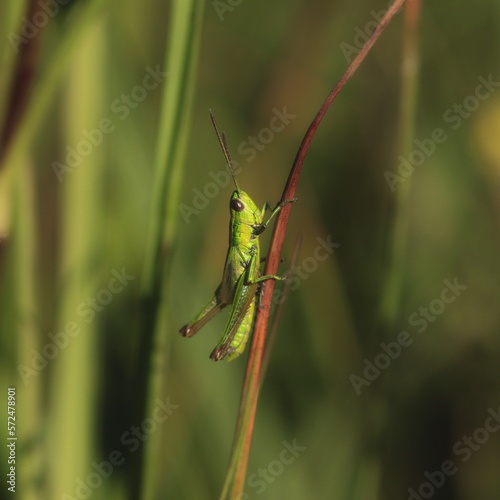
[231,199,244,212]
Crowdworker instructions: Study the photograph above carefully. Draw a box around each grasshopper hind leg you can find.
[179,285,227,338]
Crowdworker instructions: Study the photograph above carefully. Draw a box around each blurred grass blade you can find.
[46,22,107,499]
[0,0,109,234]
[0,3,111,500]
[141,0,205,295]
[9,159,40,500]
[139,1,205,500]
[379,0,421,330]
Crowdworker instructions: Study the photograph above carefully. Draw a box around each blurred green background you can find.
[1,0,500,499]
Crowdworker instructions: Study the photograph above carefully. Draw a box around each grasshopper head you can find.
[230,190,260,223]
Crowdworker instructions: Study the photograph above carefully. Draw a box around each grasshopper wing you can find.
[210,273,258,361]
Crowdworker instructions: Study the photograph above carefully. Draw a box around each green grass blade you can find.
[141,0,205,295]
[140,2,205,499]
[379,0,421,330]
[45,23,107,499]
[0,0,109,177]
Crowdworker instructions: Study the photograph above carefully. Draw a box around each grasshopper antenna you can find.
[209,109,240,193]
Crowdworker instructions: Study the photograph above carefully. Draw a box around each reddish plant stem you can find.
[226,1,408,497]
[0,0,43,165]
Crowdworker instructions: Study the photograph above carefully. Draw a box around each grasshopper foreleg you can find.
[253,197,297,235]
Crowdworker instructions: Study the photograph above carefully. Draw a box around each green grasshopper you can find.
[179,111,295,361]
